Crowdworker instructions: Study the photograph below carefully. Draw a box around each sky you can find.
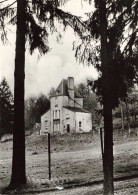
[0,0,98,98]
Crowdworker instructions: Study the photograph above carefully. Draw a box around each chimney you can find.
[67,77,74,107]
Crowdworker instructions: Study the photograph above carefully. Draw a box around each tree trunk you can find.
[10,0,26,187]
[99,0,114,194]
[103,100,114,195]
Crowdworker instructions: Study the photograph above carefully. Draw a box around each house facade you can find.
[40,77,92,134]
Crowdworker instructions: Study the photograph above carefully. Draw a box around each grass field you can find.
[0,128,138,194]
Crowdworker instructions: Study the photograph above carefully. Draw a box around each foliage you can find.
[113,90,138,129]
[48,87,56,97]
[77,81,97,110]
[73,2,137,193]
[35,94,50,122]
[76,81,103,128]
[0,0,88,188]
[25,94,50,130]
[74,0,138,108]
[0,78,14,137]
[0,0,86,54]
[25,96,37,130]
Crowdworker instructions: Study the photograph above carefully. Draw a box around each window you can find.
[55,98,58,107]
[79,121,82,127]
[53,110,60,119]
[67,124,70,133]
[66,114,69,119]
[54,121,60,132]
[45,121,48,131]
[55,111,58,118]
[79,121,82,130]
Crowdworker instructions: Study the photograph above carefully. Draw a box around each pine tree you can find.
[0,78,14,138]
[74,0,137,194]
[34,94,50,123]
[0,0,86,188]
[77,81,103,133]
[25,96,37,130]
[9,0,27,187]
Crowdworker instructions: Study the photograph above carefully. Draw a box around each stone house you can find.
[40,77,92,134]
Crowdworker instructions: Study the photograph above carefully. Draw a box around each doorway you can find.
[53,120,60,132]
[67,124,70,133]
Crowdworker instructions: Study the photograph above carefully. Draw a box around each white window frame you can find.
[53,110,60,119]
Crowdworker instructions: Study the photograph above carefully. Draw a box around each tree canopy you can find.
[76,81,103,129]
[73,1,137,194]
[25,94,50,130]
[0,0,87,188]
[0,0,86,54]
[74,0,138,108]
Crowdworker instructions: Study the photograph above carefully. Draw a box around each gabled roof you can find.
[63,106,90,113]
[56,79,68,96]
[50,79,82,98]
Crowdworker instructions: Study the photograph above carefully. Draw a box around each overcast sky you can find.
[0,0,98,98]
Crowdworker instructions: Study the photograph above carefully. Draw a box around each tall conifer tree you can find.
[74,0,137,194]
[0,0,86,188]
[0,78,14,138]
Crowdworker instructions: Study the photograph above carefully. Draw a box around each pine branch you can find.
[30,0,88,37]
[0,0,16,11]
[121,30,138,45]
[0,18,8,42]
[7,15,16,25]
[0,0,9,3]
[52,6,88,37]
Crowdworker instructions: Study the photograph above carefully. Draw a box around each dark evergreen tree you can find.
[25,96,37,130]
[77,81,102,129]
[0,78,14,138]
[0,0,86,188]
[35,94,50,123]
[10,0,27,187]
[74,0,137,194]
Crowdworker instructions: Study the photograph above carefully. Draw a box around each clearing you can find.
[0,129,138,194]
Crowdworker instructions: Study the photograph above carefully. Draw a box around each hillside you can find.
[0,129,138,194]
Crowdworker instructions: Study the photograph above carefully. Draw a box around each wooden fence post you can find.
[100,127,104,163]
[48,133,51,180]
